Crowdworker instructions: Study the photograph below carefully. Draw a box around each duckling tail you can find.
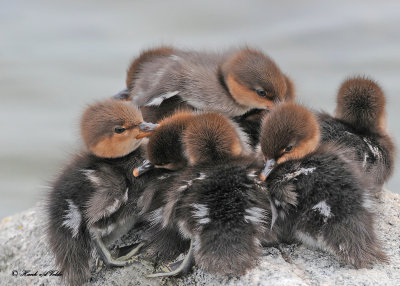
[320,208,388,268]
[46,198,92,285]
[335,76,386,133]
[193,217,264,276]
[47,224,92,285]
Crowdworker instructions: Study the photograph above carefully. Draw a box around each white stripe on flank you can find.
[148,207,164,226]
[62,199,82,238]
[244,207,265,224]
[363,138,381,159]
[144,91,180,106]
[312,200,332,222]
[284,167,316,181]
[192,203,210,225]
[82,169,102,186]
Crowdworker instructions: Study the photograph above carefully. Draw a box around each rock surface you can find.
[0,190,399,286]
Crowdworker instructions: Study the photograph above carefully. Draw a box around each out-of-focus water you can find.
[0,0,399,218]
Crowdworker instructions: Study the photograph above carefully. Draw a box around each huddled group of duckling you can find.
[45,46,395,285]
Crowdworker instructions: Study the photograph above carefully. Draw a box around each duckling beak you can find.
[136,122,159,139]
[260,159,276,181]
[133,160,154,177]
[113,88,131,100]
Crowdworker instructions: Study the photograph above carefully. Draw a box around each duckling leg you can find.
[116,242,144,261]
[147,240,194,278]
[93,235,138,267]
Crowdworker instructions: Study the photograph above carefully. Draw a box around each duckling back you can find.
[319,77,395,189]
[173,163,274,276]
[265,145,387,268]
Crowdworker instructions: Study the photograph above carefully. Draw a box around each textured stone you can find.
[0,190,399,286]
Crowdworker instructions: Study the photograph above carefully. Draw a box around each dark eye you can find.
[114,127,126,134]
[284,146,293,153]
[256,89,267,98]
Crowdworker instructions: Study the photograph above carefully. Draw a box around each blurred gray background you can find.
[1,0,399,219]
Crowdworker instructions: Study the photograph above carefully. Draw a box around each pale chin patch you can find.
[128,138,143,153]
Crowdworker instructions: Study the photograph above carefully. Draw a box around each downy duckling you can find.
[130,110,196,265]
[318,76,395,192]
[259,103,387,268]
[146,113,276,277]
[114,46,295,123]
[45,99,158,285]
[133,108,250,174]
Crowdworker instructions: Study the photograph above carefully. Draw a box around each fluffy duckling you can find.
[134,108,251,174]
[318,76,395,191]
[133,110,232,265]
[115,46,295,123]
[129,110,196,266]
[146,113,276,277]
[46,99,158,285]
[259,103,387,268]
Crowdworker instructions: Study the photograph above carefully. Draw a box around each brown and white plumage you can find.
[116,46,295,126]
[45,99,158,285]
[259,103,387,268]
[138,112,275,277]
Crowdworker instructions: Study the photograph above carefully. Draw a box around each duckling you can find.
[259,103,387,268]
[318,76,395,191]
[114,46,295,123]
[129,110,196,266]
[132,110,219,264]
[45,99,158,285]
[134,108,251,174]
[146,113,276,277]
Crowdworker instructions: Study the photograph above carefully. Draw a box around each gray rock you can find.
[0,190,399,286]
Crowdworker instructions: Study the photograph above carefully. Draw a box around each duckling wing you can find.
[267,179,297,229]
[318,113,395,188]
[131,53,185,107]
[82,167,129,226]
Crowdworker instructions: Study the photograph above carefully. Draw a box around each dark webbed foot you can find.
[147,240,194,278]
[93,235,139,267]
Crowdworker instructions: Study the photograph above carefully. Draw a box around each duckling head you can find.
[259,103,320,180]
[183,113,246,165]
[221,48,293,111]
[81,99,157,158]
[145,110,195,171]
[335,76,386,133]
